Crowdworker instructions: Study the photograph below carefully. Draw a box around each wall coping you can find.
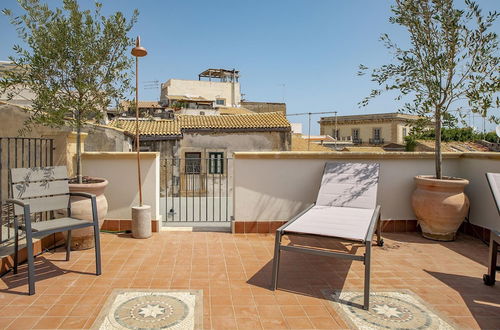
[82,152,159,159]
[233,151,500,160]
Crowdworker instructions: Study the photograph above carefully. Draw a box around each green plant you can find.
[359,0,499,179]
[404,135,417,151]
[1,0,138,183]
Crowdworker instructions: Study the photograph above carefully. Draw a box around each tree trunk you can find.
[435,107,442,180]
[76,121,82,184]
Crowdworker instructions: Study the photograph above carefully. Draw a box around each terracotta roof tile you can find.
[110,112,290,136]
[178,112,290,130]
[111,119,181,136]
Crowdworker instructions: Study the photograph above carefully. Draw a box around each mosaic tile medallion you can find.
[92,289,203,330]
[323,289,455,330]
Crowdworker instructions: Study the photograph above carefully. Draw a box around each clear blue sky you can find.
[1,0,498,134]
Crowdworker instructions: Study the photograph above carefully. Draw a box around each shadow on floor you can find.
[1,255,94,296]
[384,232,492,268]
[426,270,500,328]
[247,234,361,300]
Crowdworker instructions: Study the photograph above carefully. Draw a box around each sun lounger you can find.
[271,162,383,310]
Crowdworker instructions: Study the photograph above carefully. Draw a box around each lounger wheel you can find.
[377,239,384,247]
[483,274,495,286]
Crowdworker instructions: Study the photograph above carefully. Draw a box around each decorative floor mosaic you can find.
[92,289,203,330]
[323,289,455,330]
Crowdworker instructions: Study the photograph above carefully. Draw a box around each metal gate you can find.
[0,137,54,243]
[161,157,233,223]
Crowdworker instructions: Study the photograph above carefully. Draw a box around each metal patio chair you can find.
[483,172,500,286]
[271,162,383,310]
[7,166,101,295]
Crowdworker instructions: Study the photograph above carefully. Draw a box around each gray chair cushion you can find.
[284,205,375,241]
[29,217,92,233]
[316,162,379,209]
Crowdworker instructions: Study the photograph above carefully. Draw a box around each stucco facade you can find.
[319,112,419,145]
[160,79,241,108]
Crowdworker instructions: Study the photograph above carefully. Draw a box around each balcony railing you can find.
[369,138,384,145]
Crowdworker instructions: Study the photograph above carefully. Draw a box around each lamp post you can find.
[132,36,147,206]
[131,36,151,239]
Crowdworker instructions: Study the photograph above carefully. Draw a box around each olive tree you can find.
[1,0,138,183]
[359,0,499,179]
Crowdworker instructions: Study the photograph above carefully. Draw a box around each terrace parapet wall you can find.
[232,151,500,235]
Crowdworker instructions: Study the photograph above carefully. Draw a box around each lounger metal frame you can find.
[271,203,383,310]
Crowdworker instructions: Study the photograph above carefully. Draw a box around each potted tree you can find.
[359,0,499,240]
[1,0,138,248]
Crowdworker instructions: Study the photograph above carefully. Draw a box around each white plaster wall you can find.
[233,154,467,223]
[162,79,241,106]
[82,152,161,222]
[459,157,500,231]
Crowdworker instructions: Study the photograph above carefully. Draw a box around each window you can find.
[352,128,360,140]
[332,129,340,140]
[208,152,224,174]
[185,152,201,174]
[402,127,408,137]
[215,98,226,106]
[373,128,381,140]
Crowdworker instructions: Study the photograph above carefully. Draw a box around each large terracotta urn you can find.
[65,178,108,250]
[411,175,469,241]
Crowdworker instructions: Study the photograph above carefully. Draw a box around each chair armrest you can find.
[6,198,29,208]
[6,199,31,228]
[276,203,315,233]
[69,192,96,199]
[69,192,98,224]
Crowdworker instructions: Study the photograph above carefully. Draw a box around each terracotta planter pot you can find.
[63,178,108,250]
[411,175,469,241]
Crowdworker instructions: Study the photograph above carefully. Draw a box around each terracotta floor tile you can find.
[210,295,232,306]
[6,316,39,330]
[232,295,256,306]
[0,317,15,329]
[259,317,288,329]
[234,305,258,318]
[279,305,307,317]
[309,316,340,329]
[211,316,238,329]
[236,317,263,329]
[21,304,52,317]
[0,232,496,329]
[210,305,234,317]
[58,316,88,329]
[257,305,282,318]
[33,316,65,329]
[302,305,332,318]
[284,316,314,329]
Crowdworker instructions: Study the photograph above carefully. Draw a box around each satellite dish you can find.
[496,125,500,138]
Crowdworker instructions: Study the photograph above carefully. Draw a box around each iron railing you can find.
[0,137,54,243]
[369,138,384,145]
[161,157,233,222]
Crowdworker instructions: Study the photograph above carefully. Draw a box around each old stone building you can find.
[319,112,421,145]
[110,112,291,197]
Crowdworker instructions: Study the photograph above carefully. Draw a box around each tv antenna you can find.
[144,80,160,100]
[287,111,338,150]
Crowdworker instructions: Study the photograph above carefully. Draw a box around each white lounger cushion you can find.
[284,205,375,241]
[316,162,379,209]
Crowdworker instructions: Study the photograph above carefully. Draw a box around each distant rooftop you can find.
[320,112,421,124]
[110,112,290,137]
[198,68,239,82]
